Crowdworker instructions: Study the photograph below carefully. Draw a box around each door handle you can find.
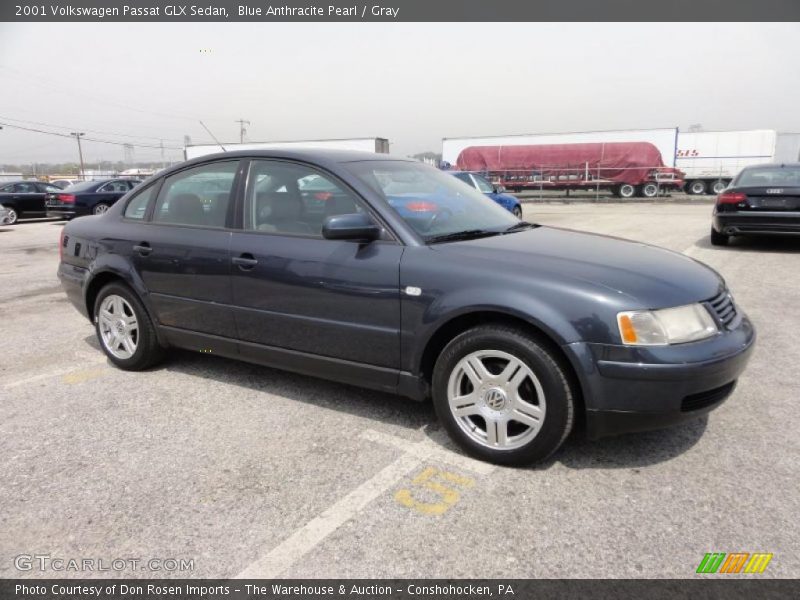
[133,242,152,256]
[232,253,258,270]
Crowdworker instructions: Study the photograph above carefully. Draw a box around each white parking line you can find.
[360,429,495,476]
[236,453,421,579]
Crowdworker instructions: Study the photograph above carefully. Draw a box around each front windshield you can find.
[346,161,519,241]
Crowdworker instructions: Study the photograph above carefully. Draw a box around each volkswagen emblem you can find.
[484,388,507,410]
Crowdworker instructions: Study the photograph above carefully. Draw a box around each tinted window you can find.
[99,181,131,193]
[245,160,364,237]
[0,184,13,193]
[153,161,238,228]
[473,175,494,193]
[452,173,475,188]
[736,167,800,187]
[124,185,157,220]
[15,182,37,193]
[40,183,63,193]
[67,181,102,192]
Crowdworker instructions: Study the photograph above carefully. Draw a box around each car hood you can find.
[432,226,723,309]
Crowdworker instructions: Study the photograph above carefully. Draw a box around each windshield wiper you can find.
[502,221,537,234]
[425,229,501,244]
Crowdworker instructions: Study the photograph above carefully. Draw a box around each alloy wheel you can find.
[447,349,546,450]
[98,294,139,359]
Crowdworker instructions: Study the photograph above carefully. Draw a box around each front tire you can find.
[710,226,729,246]
[618,183,636,199]
[432,325,574,466]
[94,282,164,370]
[687,180,707,195]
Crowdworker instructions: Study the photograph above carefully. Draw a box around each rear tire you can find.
[687,180,707,195]
[512,205,522,219]
[710,180,728,195]
[94,282,165,370]
[93,203,110,215]
[710,226,729,246]
[5,207,19,225]
[640,183,658,198]
[432,324,574,466]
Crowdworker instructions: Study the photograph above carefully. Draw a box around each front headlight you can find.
[617,303,718,345]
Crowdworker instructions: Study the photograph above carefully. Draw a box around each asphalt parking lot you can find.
[1,204,798,579]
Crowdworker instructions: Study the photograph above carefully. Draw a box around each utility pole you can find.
[70,132,85,180]
[235,118,250,144]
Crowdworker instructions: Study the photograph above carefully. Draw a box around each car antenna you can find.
[199,120,226,152]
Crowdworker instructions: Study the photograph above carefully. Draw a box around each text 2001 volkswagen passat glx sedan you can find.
[57,150,755,465]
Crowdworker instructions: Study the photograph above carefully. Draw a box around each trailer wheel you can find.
[640,183,659,198]
[618,184,636,199]
[687,180,707,195]
[710,180,728,195]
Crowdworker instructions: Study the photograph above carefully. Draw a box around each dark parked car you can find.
[45,179,142,219]
[712,163,800,245]
[449,171,523,218]
[58,150,755,465]
[0,180,63,224]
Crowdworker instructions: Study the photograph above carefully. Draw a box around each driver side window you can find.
[245,160,364,237]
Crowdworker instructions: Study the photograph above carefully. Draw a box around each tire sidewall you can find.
[432,327,573,466]
[94,283,155,369]
[6,207,18,224]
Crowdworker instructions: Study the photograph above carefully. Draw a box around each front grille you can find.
[681,381,736,412]
[708,290,737,329]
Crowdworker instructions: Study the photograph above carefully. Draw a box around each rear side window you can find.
[99,181,130,193]
[153,161,238,228]
[124,186,157,220]
[452,173,475,188]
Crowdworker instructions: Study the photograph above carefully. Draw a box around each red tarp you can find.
[456,142,675,185]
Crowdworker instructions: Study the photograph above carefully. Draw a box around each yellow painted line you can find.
[62,365,109,384]
[4,358,107,389]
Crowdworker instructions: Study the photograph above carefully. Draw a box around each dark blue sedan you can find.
[56,150,754,465]
[449,170,522,218]
[45,179,142,219]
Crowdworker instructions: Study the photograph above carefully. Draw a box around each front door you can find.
[228,159,403,387]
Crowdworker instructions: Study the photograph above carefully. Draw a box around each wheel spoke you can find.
[485,418,499,446]
[496,419,509,447]
[122,336,136,356]
[498,357,523,385]
[464,356,490,385]
[124,314,138,328]
[513,398,543,427]
[449,392,479,417]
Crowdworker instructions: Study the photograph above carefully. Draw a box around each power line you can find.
[0,114,184,144]
[0,121,183,150]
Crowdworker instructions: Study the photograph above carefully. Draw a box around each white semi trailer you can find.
[677,129,800,195]
[184,137,390,160]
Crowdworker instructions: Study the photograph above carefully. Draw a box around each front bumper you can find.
[713,210,800,236]
[566,314,755,439]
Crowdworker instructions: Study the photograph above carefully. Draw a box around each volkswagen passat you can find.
[57,150,755,465]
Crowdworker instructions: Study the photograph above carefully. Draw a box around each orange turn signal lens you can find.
[618,314,638,343]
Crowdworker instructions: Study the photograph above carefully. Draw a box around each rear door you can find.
[14,182,46,214]
[125,160,242,338]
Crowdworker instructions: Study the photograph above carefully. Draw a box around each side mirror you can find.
[322,213,381,242]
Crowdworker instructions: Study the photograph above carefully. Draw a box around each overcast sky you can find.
[0,22,798,165]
